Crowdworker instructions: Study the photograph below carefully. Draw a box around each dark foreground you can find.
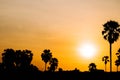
[1,71,120,80]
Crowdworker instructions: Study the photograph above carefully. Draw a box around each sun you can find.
[77,42,97,59]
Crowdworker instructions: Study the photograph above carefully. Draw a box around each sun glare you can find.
[78,42,97,59]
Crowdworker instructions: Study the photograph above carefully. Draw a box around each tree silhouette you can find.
[102,56,109,71]
[48,58,58,72]
[102,20,120,72]
[88,63,97,72]
[58,68,63,72]
[116,48,120,57]
[1,48,36,73]
[41,49,52,71]
[115,48,120,72]
[15,50,33,71]
[115,60,120,72]
[2,48,16,71]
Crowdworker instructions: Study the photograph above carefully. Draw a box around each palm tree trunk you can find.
[110,43,112,72]
[117,66,118,72]
[105,64,106,72]
[45,63,47,71]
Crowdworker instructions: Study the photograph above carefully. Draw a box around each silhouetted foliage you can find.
[115,60,120,72]
[58,68,63,72]
[15,50,33,71]
[102,20,120,72]
[41,49,52,71]
[1,48,120,79]
[2,48,16,72]
[88,63,97,72]
[116,48,120,57]
[48,57,58,72]
[115,48,120,72]
[102,56,109,71]
[0,48,39,73]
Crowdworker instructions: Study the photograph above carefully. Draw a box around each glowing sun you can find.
[78,42,97,58]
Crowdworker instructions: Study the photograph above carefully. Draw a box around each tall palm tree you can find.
[41,49,52,71]
[88,63,97,72]
[49,58,58,72]
[102,20,120,72]
[102,56,109,71]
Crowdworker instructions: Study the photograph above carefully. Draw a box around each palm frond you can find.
[116,53,119,55]
[118,48,120,53]
[102,57,104,61]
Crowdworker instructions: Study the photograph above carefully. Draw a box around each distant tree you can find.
[58,68,63,72]
[73,68,80,72]
[15,50,33,71]
[115,60,120,72]
[0,48,38,73]
[88,63,97,72]
[102,56,109,71]
[115,48,120,72]
[48,58,58,72]
[2,48,16,71]
[102,20,120,72]
[41,49,52,71]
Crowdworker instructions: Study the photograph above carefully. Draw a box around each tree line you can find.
[0,49,58,73]
[0,20,120,73]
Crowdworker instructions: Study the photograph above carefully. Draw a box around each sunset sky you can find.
[0,0,120,72]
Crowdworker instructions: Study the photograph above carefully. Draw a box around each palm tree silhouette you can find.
[88,63,97,72]
[102,20,120,72]
[48,58,58,72]
[116,48,120,56]
[115,60,120,72]
[41,49,52,71]
[115,48,120,72]
[102,56,109,71]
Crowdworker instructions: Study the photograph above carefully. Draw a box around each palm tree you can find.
[102,20,120,72]
[115,48,120,72]
[41,49,52,71]
[116,48,120,56]
[88,63,97,72]
[102,56,109,71]
[115,59,120,72]
[49,58,58,72]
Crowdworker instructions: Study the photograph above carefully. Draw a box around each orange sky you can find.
[0,0,120,72]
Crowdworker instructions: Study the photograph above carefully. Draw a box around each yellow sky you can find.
[0,0,120,71]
